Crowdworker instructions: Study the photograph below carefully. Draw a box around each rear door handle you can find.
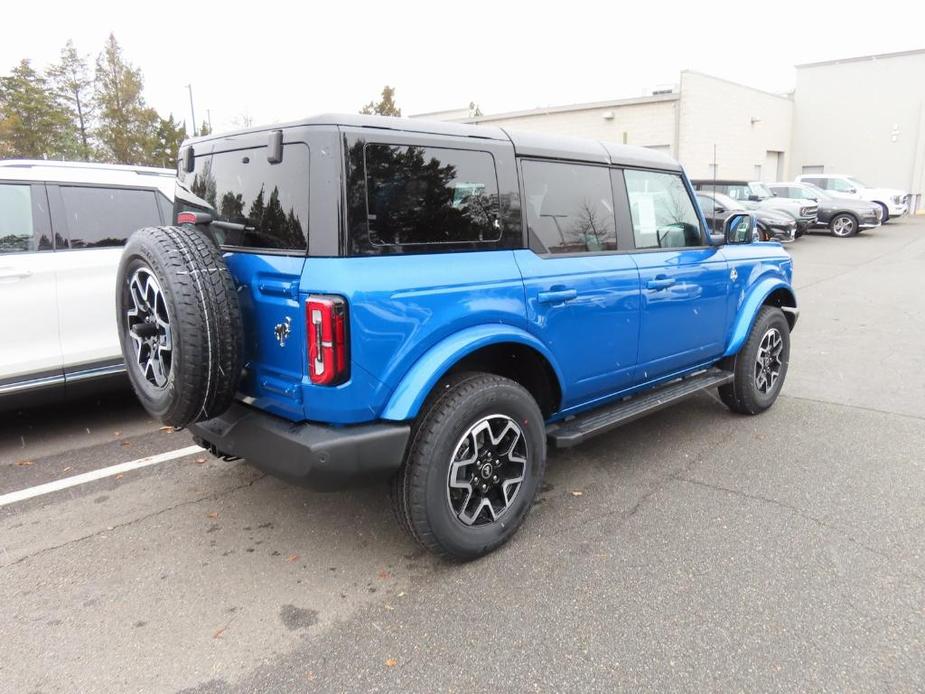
[646,277,675,290]
[0,268,32,281]
[537,288,578,304]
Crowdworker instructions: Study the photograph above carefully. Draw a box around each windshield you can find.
[711,192,741,210]
[750,182,773,199]
[801,183,834,200]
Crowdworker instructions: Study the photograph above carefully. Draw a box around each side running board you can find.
[547,368,733,448]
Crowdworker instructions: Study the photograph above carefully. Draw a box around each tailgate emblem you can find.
[730,268,738,282]
[274,317,292,347]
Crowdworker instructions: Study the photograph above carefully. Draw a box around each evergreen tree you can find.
[198,120,212,137]
[94,33,159,164]
[0,59,73,159]
[47,41,95,161]
[151,114,186,168]
[360,85,401,116]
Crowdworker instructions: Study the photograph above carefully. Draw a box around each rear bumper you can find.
[189,402,410,491]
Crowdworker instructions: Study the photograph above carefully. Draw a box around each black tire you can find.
[876,202,889,223]
[829,213,858,237]
[392,372,546,560]
[718,306,790,415]
[116,225,244,427]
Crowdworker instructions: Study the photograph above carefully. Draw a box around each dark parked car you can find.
[695,191,796,243]
[767,182,881,237]
[691,179,817,235]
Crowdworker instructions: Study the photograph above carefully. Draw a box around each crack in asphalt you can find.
[780,394,925,422]
[0,469,265,570]
[673,475,924,585]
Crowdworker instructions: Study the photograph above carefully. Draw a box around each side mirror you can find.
[748,194,762,202]
[724,213,756,244]
[846,187,857,194]
[715,205,726,214]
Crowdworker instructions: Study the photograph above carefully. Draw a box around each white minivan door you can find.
[0,182,63,387]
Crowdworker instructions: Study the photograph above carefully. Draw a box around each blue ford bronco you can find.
[116,114,797,559]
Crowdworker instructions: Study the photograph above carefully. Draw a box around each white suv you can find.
[0,160,175,408]
[794,174,909,222]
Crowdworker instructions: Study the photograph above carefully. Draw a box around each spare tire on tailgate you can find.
[116,225,244,428]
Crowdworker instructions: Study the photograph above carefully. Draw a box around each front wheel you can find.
[391,372,546,560]
[830,213,858,237]
[877,202,890,223]
[718,306,790,415]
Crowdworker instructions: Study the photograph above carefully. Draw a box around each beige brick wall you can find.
[676,71,793,181]
[470,99,678,155]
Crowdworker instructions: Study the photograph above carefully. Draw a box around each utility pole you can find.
[206,109,213,132]
[186,84,197,137]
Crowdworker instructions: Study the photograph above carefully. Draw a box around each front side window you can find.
[59,186,161,248]
[624,170,703,249]
[829,177,857,192]
[178,143,310,251]
[0,184,35,253]
[363,144,501,248]
[522,160,616,254]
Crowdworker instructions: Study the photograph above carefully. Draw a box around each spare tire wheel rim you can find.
[127,267,173,389]
[446,414,527,526]
[754,327,783,395]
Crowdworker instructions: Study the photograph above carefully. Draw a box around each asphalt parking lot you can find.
[1,218,923,693]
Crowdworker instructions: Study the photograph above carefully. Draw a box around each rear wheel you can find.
[718,306,790,415]
[830,213,858,237]
[392,372,546,560]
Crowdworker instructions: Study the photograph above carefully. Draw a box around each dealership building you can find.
[416,49,925,213]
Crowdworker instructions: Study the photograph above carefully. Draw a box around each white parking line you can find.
[0,445,204,508]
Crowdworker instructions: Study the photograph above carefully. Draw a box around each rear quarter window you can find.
[347,143,506,255]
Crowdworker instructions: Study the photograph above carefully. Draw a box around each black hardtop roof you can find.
[183,113,681,171]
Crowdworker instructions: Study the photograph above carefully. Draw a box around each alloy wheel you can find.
[446,415,527,526]
[832,215,855,237]
[126,267,173,388]
[754,327,783,394]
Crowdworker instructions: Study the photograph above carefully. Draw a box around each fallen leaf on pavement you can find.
[115,474,124,480]
[207,512,219,519]
[113,431,121,437]
[62,466,73,473]
[120,441,132,447]
[377,568,392,580]
[397,591,406,598]
[16,460,34,466]
[195,457,207,464]
[213,626,227,639]
[570,490,584,496]
[385,658,397,668]
[287,554,300,562]
[159,426,174,432]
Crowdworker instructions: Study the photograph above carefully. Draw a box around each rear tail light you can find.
[306,295,348,385]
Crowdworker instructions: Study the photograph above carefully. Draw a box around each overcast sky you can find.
[4,0,924,134]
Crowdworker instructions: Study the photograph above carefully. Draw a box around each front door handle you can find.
[646,276,676,290]
[537,288,578,304]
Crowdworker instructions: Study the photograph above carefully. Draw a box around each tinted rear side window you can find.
[522,160,616,254]
[177,143,309,251]
[59,186,160,248]
[362,144,500,248]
